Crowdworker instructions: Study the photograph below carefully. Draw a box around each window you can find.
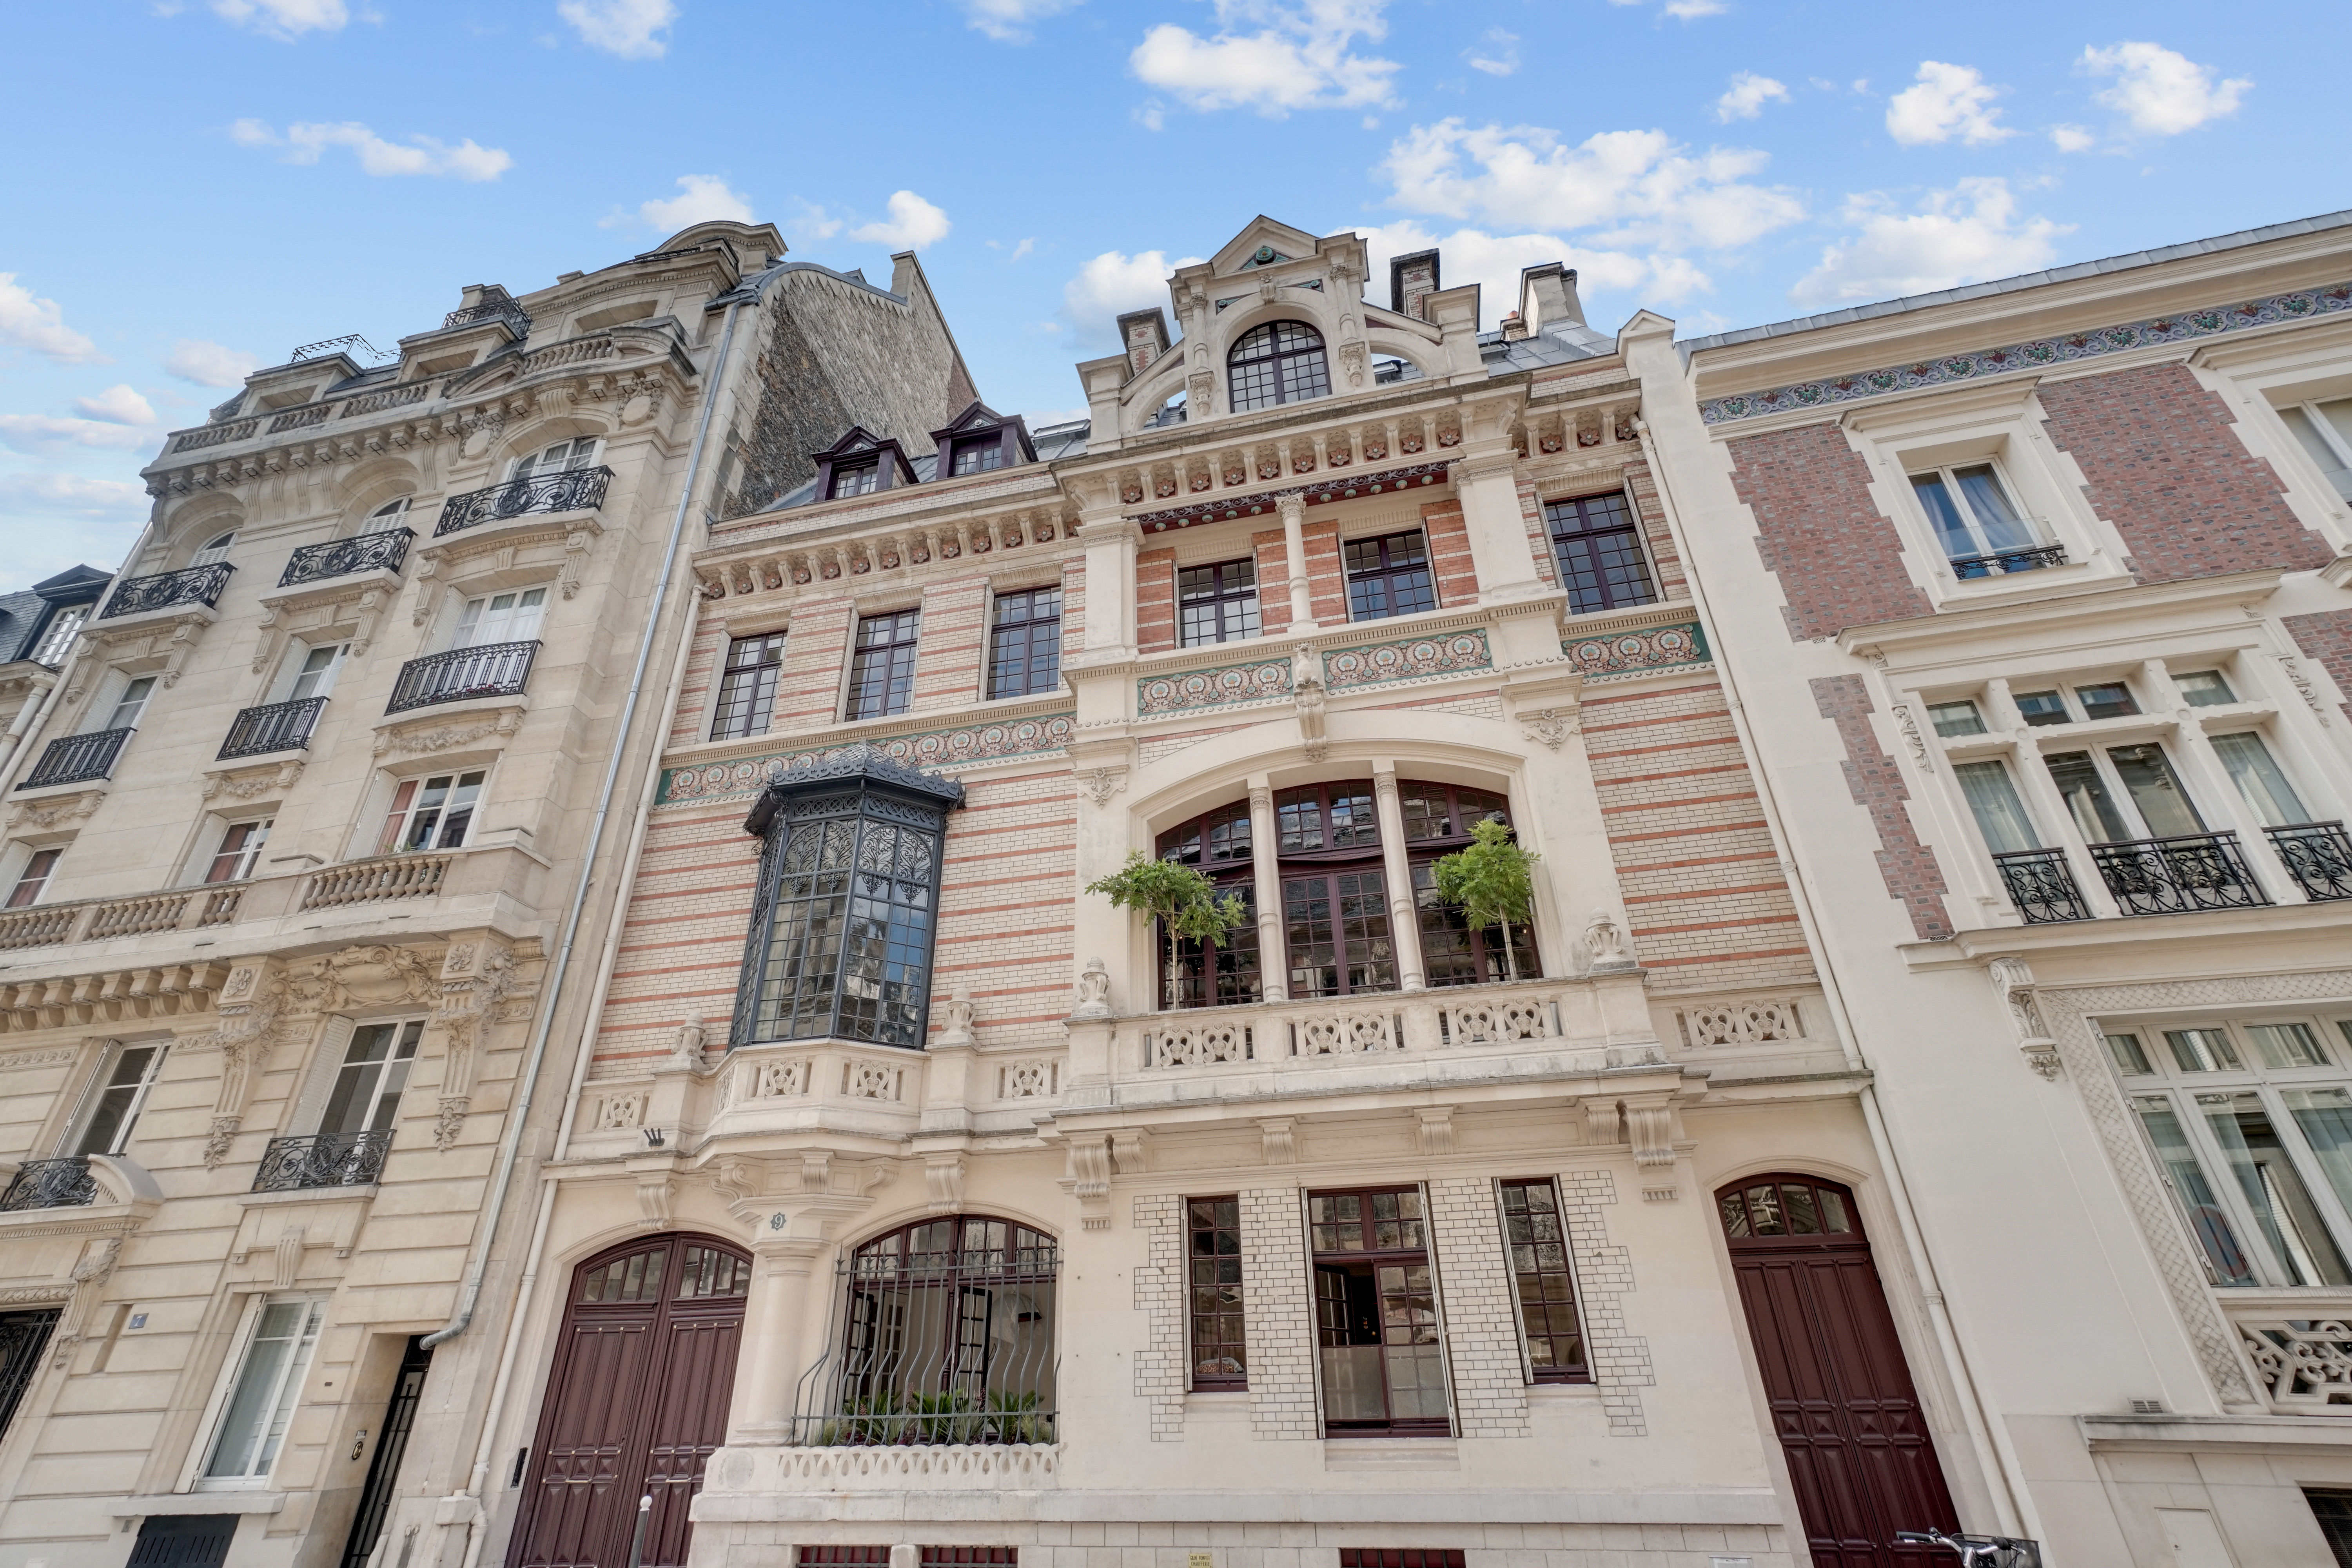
[192,532,238,567]
[375,771,485,854]
[360,498,412,534]
[511,437,597,481]
[5,848,60,909]
[1908,464,2038,570]
[2278,397,2352,501]
[830,459,881,499]
[949,436,1005,475]
[1308,1187,1448,1436]
[1156,803,1261,1009]
[1178,559,1261,647]
[2045,744,2205,842]
[29,606,84,667]
[1344,532,1436,622]
[318,1020,422,1137]
[2074,681,2140,720]
[454,588,547,649]
[2176,670,2238,706]
[1227,320,1331,412]
[801,1552,890,1568]
[985,588,1062,700]
[1497,1178,1587,1382]
[845,609,920,720]
[2013,690,2070,726]
[67,1041,167,1157]
[2209,732,2312,828]
[711,632,786,740]
[205,820,271,884]
[1953,760,2043,855]
[1187,1197,1246,1389]
[284,642,348,702]
[1277,782,1396,1000]
[100,675,156,732]
[2118,1013,2352,1289]
[1544,492,1655,615]
[1927,700,1985,737]
[1403,783,1535,985]
[201,1297,326,1485]
[1339,1553,1462,1568]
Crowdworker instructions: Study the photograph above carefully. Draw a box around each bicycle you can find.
[1895,1528,2042,1568]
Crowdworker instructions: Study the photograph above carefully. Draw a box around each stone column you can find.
[730,1238,823,1443]
[1248,783,1287,1002]
[1279,496,1316,631]
[1372,768,1426,992]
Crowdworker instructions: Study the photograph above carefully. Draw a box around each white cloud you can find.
[2049,123,2096,153]
[165,339,261,387]
[607,174,754,232]
[0,472,151,519]
[988,237,1038,263]
[1060,250,1205,347]
[0,275,106,365]
[1714,71,1788,122]
[1465,28,1518,77]
[961,0,1081,42]
[786,200,845,243]
[1131,0,1401,116]
[1792,178,2070,306]
[73,386,157,426]
[2082,42,2249,136]
[1662,0,1725,16]
[209,0,348,37]
[0,414,160,455]
[1380,120,1805,251]
[557,0,676,58]
[1885,61,2013,146]
[232,119,513,181]
[851,191,952,250]
[1357,220,1707,329]
[0,473,153,593]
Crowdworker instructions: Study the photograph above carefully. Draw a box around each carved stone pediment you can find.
[372,702,526,761]
[201,757,305,804]
[279,944,445,1017]
[7,787,105,832]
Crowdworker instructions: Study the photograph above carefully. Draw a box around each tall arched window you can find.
[1156,801,1262,1008]
[192,531,237,566]
[1227,321,1331,412]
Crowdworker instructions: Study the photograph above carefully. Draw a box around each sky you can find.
[0,0,2334,592]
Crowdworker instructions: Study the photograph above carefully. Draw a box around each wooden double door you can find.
[1718,1175,1960,1568]
[510,1234,751,1568]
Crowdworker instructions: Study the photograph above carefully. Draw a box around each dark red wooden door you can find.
[510,1234,750,1568]
[1718,1176,1958,1568]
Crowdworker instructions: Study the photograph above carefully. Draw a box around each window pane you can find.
[1911,475,1975,557]
[1953,465,2033,551]
[846,610,921,720]
[2073,682,2139,720]
[6,848,60,908]
[1187,1197,1246,1385]
[1928,701,1985,737]
[2284,1088,2352,1227]
[2174,670,2236,706]
[1498,1178,1584,1379]
[2247,1022,2330,1069]
[2209,731,2310,827]
[74,1044,162,1156]
[1178,559,1259,647]
[2164,1028,2243,1072]
[1345,532,1435,622]
[2107,745,2205,838]
[2133,1096,2256,1287]
[711,632,786,741]
[2044,752,2133,842]
[2014,690,2071,726]
[1954,761,2041,854]
[1544,493,1654,615]
[2200,1091,2352,1286]
[2103,1032,2154,1075]
[986,588,1062,700]
[206,1299,323,1478]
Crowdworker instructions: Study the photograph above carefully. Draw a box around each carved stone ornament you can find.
[1079,769,1126,808]
[373,705,525,759]
[1071,957,1112,1019]
[1065,1136,1113,1230]
[1584,910,1635,972]
[1291,644,1328,763]
[665,1017,708,1071]
[936,986,976,1046]
[1890,704,1931,770]
[1522,708,1578,751]
[279,944,443,1016]
[7,788,105,833]
[430,938,520,1149]
[202,758,305,803]
[1989,955,2062,1080]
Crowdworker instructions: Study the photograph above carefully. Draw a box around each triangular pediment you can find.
[816,424,887,459]
[1208,217,1324,278]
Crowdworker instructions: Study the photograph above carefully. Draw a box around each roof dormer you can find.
[927,402,1037,480]
[811,425,920,502]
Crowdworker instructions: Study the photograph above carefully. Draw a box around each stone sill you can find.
[1323,1437,1459,1471]
[1900,901,2352,968]
[237,1183,380,1210]
[114,1492,286,1517]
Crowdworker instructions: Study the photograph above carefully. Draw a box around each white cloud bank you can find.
[1793,178,2069,306]
[232,120,513,181]
[962,0,1082,42]
[0,275,107,364]
[851,191,952,250]
[0,415,159,455]
[1061,250,1204,347]
[1714,72,1788,122]
[559,0,677,59]
[166,340,261,387]
[608,175,755,232]
[73,386,156,426]
[1131,0,1401,116]
[2083,41,2249,135]
[1885,61,2014,146]
[1465,29,1518,78]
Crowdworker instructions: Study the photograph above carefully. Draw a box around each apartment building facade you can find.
[1636,211,2352,1565]
[0,219,978,1568]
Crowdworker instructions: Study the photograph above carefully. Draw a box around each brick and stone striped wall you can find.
[1428,1174,1533,1439]
[1239,1184,1318,1441]
[1728,423,1933,640]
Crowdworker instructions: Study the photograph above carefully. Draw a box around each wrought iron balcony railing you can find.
[1993,848,2092,923]
[1949,543,2067,579]
[443,294,530,334]
[0,1156,96,1211]
[2089,831,2268,916]
[2267,821,2352,903]
[434,466,612,536]
[16,727,131,790]
[252,1130,393,1192]
[218,697,327,760]
[386,640,538,713]
[278,527,414,587]
[98,563,234,620]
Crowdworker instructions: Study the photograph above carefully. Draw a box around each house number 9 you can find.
[769,1212,786,1230]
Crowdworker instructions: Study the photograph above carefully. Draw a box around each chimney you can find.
[1116,308,1173,380]
[1500,311,1529,341]
[1519,263,1585,332]
[1389,249,1441,321]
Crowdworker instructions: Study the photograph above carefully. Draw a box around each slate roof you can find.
[0,565,111,667]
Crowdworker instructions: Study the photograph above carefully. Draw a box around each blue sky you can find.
[0,0,2330,591]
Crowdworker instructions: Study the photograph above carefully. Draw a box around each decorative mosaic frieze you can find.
[1323,629,1492,690]
[657,713,1073,804]
[1137,659,1292,715]
[1699,281,2352,425]
[1563,620,1708,675]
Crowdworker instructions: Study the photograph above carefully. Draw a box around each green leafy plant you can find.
[1085,849,1250,1009]
[983,1388,1051,1445]
[1430,817,1537,982]
[908,1389,978,1444]
[820,1389,905,1446]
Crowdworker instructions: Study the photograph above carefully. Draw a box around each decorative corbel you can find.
[411,555,441,628]
[925,1154,967,1215]
[429,936,519,1150]
[352,586,388,656]
[1620,1095,1679,1169]
[1413,1107,1457,1157]
[1065,1136,1112,1230]
[1258,1118,1297,1166]
[250,603,286,675]
[1989,955,2062,1080]
[1110,1128,1150,1175]
[1290,643,1327,763]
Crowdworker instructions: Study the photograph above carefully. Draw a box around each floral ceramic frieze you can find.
[659,713,1074,804]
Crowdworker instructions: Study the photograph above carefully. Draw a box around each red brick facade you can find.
[2284,608,2352,724]
[1251,529,1289,633]
[1809,675,1952,941]
[1419,499,1479,610]
[1137,546,1178,652]
[1729,423,1933,640]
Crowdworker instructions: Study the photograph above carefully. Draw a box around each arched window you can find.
[192,531,237,566]
[1403,782,1535,984]
[360,498,411,534]
[1227,321,1330,413]
[1156,801,1261,1008]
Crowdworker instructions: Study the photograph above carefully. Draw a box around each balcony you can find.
[0,1156,95,1211]
[251,1130,392,1192]
[298,853,450,911]
[2267,822,2352,903]
[16,727,131,789]
[1993,848,2092,924]
[1948,544,2066,579]
[219,697,327,760]
[2090,831,2268,915]
[386,641,537,714]
[434,466,612,537]
[2229,1299,2352,1414]
[98,563,234,620]
[0,883,243,951]
[278,528,414,588]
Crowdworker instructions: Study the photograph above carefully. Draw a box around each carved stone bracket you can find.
[429,935,519,1150]
[7,788,105,833]
[1989,955,2062,1080]
[718,1153,900,1248]
[201,758,305,805]
[372,704,526,760]
[925,1155,967,1215]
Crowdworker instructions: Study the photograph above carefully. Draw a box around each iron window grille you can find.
[0,1157,97,1211]
[1178,558,1261,646]
[711,632,787,741]
[0,1309,59,1444]
[251,1130,393,1192]
[1228,320,1331,412]
[2269,822,2352,902]
[1544,492,1656,615]
[1497,1178,1589,1382]
[793,1215,1058,1446]
[434,466,613,536]
[218,697,327,760]
[1187,1196,1247,1389]
[846,610,921,720]
[98,563,233,620]
[985,588,1062,700]
[17,728,131,789]
[1340,1553,1464,1568]
[2089,833,2269,915]
[1949,543,2067,579]
[1344,532,1436,622]
[732,748,964,1051]
[1993,848,2093,924]
[923,1552,1018,1567]
[279,528,414,587]
[800,1552,890,1567]
[1308,1187,1450,1437]
[385,641,538,713]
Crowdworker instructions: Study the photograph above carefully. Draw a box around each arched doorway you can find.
[1716,1175,1959,1568]
[508,1233,751,1568]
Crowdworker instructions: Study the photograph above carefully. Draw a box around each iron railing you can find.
[279,528,414,586]
[252,1130,393,1192]
[0,1157,96,1211]
[16,728,131,789]
[791,1242,1059,1446]
[98,563,233,620]
[1992,848,2092,923]
[385,641,537,714]
[2089,831,2268,915]
[443,292,530,334]
[2267,821,2352,903]
[434,466,612,535]
[219,697,327,760]
[1949,544,2067,579]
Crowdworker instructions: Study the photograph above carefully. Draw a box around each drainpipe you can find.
[423,293,745,1358]
[1632,414,2036,1538]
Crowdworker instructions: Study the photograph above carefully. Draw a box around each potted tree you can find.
[1085,850,1250,1009]
[1431,816,1537,982]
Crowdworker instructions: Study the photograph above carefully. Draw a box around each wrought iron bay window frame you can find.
[730,747,965,1052]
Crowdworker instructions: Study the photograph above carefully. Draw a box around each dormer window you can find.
[831,459,882,499]
[809,425,920,503]
[1229,321,1329,413]
[30,606,85,667]
[193,532,237,567]
[950,437,1005,475]
[928,403,1035,481]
